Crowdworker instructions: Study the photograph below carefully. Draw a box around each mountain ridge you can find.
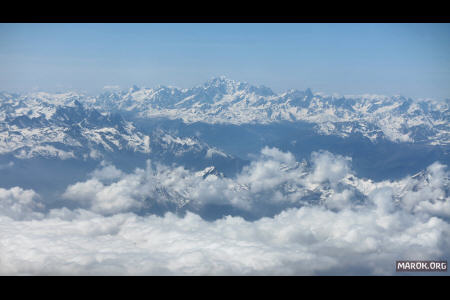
[84,76,450,146]
[1,76,448,166]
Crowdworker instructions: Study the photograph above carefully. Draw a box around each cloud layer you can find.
[1,148,449,275]
[62,148,357,216]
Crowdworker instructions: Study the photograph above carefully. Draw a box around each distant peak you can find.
[130,85,140,92]
[205,76,238,86]
[215,75,228,81]
[304,88,313,97]
[70,99,83,107]
[202,76,275,96]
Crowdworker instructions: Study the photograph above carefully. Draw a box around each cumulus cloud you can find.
[63,177,144,215]
[326,189,354,211]
[0,186,43,220]
[61,148,450,219]
[399,162,449,217]
[89,161,124,181]
[0,148,449,275]
[61,148,307,214]
[308,150,351,185]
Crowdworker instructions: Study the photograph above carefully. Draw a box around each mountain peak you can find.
[305,88,313,98]
[130,85,140,93]
[203,76,275,96]
[204,76,240,87]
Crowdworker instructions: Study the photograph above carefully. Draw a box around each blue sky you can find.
[1,23,449,99]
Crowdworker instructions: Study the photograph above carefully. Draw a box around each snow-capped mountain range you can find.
[0,76,448,165]
[0,90,232,164]
[86,76,449,145]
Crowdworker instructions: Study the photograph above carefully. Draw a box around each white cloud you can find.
[1,203,448,275]
[63,177,145,215]
[61,148,450,219]
[326,189,354,210]
[1,148,449,275]
[0,186,43,220]
[89,161,124,181]
[402,162,450,217]
[308,150,351,185]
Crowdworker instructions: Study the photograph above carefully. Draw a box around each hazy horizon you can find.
[1,23,450,100]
